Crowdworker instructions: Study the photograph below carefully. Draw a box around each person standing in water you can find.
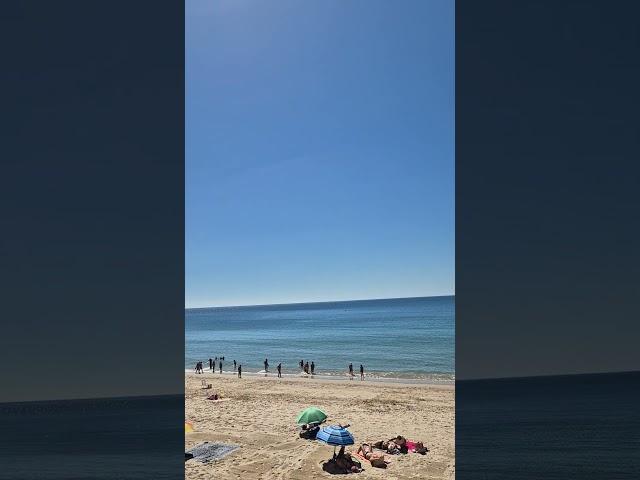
[360,364,364,381]
[277,363,282,378]
[208,358,213,371]
[299,359,304,371]
[238,364,242,378]
[219,359,222,374]
[311,361,315,375]
[348,363,354,379]
[233,359,237,371]
[264,358,269,373]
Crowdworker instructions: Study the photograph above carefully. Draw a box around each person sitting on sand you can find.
[333,446,362,473]
[299,422,320,439]
[321,445,362,474]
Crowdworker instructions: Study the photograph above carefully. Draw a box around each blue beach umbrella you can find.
[316,425,355,458]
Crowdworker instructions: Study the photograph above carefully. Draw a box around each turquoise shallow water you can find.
[185,296,454,382]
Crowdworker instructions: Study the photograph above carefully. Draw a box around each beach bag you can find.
[369,453,386,468]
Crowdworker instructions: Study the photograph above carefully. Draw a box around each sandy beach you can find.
[185,373,454,479]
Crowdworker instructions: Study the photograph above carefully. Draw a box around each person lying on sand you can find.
[373,436,406,454]
[373,436,427,455]
[356,444,387,468]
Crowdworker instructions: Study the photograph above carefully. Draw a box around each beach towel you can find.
[185,442,239,463]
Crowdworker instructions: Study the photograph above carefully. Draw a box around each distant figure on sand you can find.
[360,364,364,381]
[219,360,222,374]
[238,365,242,378]
[311,361,315,375]
[233,359,237,371]
[277,363,282,378]
[348,363,354,379]
[264,358,269,373]
[209,358,213,371]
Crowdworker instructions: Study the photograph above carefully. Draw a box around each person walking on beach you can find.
[238,364,242,378]
[277,363,282,378]
[233,359,237,371]
[360,364,364,381]
[219,359,223,374]
[264,358,269,373]
[348,363,354,379]
[209,358,213,371]
[311,361,315,375]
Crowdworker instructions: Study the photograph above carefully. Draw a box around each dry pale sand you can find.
[185,373,454,480]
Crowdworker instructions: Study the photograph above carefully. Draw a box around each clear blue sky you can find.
[186,0,454,308]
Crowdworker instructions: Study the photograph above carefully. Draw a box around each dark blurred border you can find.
[1,1,183,477]
[457,0,640,477]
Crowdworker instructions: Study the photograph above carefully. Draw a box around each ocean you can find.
[0,395,183,480]
[185,295,454,382]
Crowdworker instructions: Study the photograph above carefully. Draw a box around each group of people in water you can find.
[299,359,315,375]
[195,357,366,380]
[194,356,242,377]
[348,362,365,380]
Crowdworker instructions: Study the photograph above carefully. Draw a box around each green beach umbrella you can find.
[296,407,327,425]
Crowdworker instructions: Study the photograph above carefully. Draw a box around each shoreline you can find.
[185,370,454,387]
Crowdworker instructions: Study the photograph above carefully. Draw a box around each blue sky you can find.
[186,0,454,308]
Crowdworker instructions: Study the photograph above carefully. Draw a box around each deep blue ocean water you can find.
[456,372,640,479]
[0,395,183,480]
[185,296,454,381]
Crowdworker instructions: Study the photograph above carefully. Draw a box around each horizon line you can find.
[185,293,455,310]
